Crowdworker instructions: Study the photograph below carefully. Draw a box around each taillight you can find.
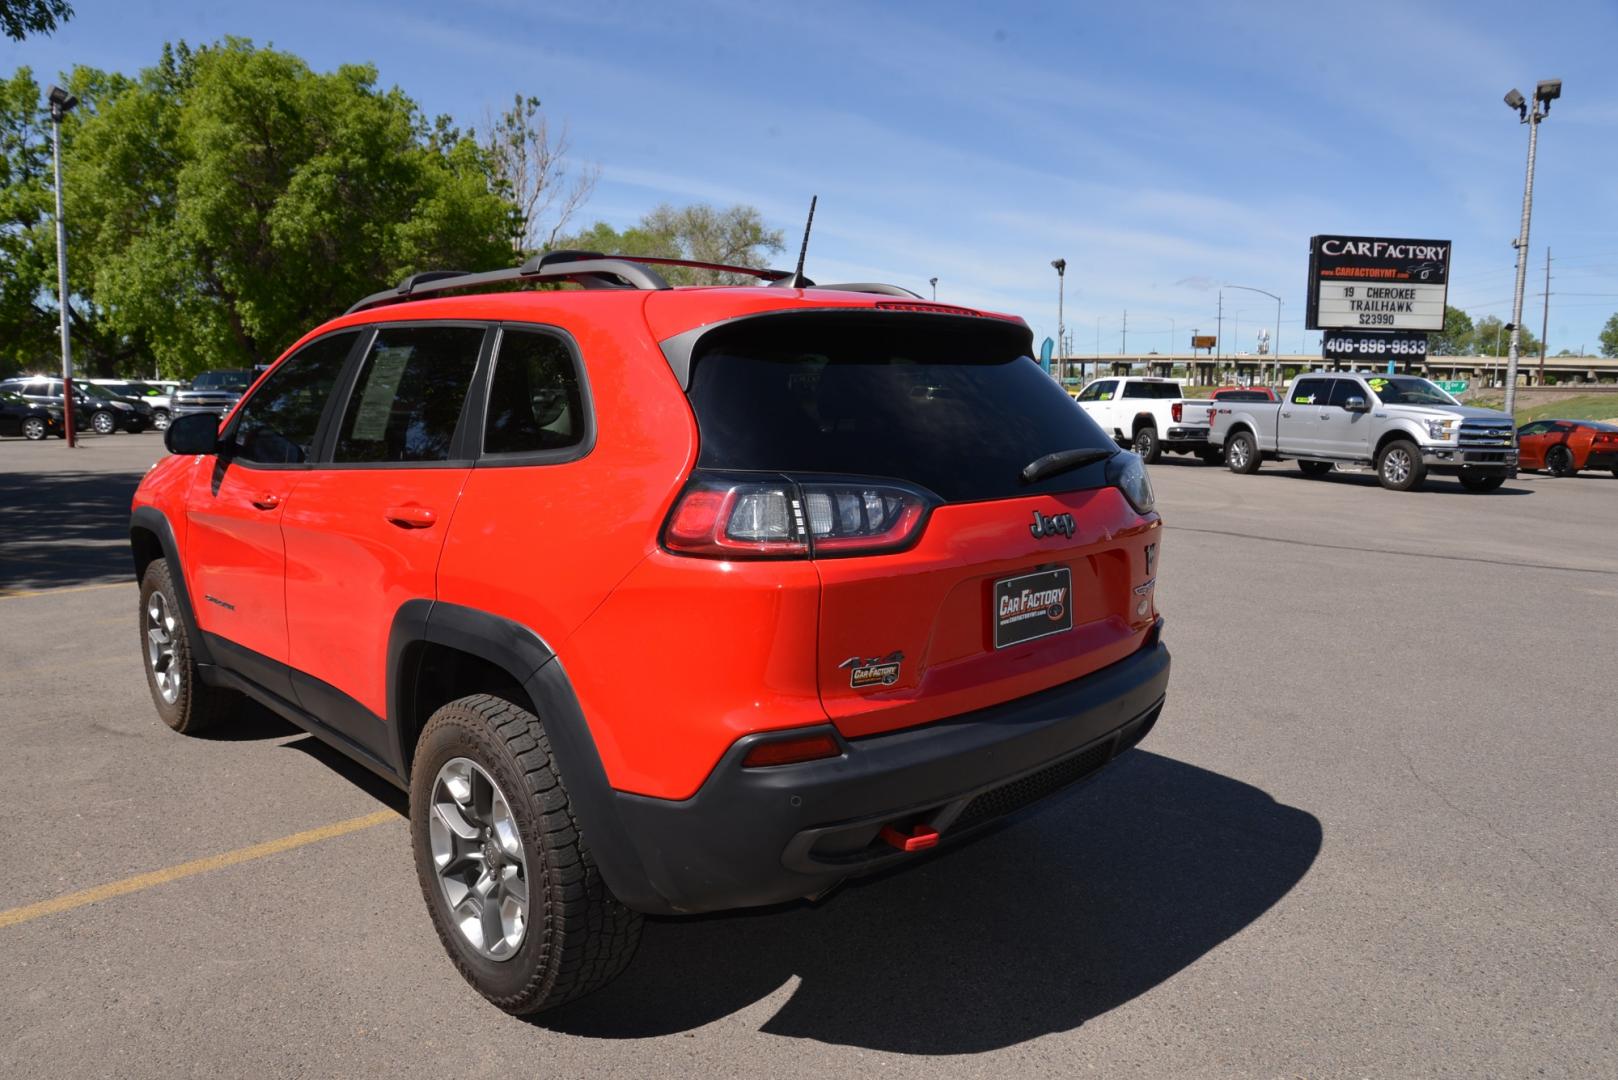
[663,472,934,559]
[1172,402,1183,423]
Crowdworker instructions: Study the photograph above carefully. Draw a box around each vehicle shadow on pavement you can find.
[541,750,1322,1053]
[0,468,148,590]
[1239,469,1533,495]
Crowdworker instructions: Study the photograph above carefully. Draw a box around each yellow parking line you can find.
[0,810,398,930]
[0,581,132,600]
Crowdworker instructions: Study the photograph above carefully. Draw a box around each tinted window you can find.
[686,314,1116,502]
[1214,389,1271,402]
[1326,379,1365,407]
[1291,379,1330,405]
[228,333,357,465]
[1122,381,1182,399]
[1365,376,1455,405]
[334,326,483,463]
[483,329,587,455]
[1075,381,1105,402]
[193,370,252,392]
[1517,422,1549,435]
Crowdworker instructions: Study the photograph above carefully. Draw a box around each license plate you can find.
[993,567,1074,649]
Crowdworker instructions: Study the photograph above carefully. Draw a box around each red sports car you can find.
[1517,419,1618,477]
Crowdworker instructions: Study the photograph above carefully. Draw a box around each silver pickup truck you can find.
[1207,372,1517,492]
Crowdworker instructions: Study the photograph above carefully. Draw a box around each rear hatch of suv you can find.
[679,308,1161,739]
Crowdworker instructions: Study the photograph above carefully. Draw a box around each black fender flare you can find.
[130,505,213,666]
[385,601,664,913]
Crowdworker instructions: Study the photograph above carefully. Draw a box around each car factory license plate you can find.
[993,567,1073,649]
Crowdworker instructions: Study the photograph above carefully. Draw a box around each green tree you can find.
[50,39,517,376]
[1600,312,1618,358]
[1430,305,1474,355]
[0,68,57,375]
[478,94,597,254]
[1471,314,1538,358]
[562,202,785,285]
[2,0,71,40]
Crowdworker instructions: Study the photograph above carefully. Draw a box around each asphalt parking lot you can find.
[2,435,1616,1079]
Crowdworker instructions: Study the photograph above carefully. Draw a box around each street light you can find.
[928,276,937,301]
[1224,284,1281,381]
[1051,259,1066,381]
[1501,77,1561,416]
[48,84,79,448]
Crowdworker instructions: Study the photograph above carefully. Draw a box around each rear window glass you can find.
[1122,381,1182,399]
[686,314,1116,502]
[1214,389,1271,401]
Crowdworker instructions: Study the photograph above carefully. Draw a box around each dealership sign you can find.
[1306,235,1451,332]
[1321,329,1429,363]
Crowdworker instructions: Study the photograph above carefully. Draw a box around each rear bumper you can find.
[1584,451,1618,471]
[1164,426,1211,447]
[607,628,1170,915]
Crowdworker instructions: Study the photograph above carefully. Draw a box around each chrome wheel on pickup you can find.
[1376,439,1425,492]
[1225,431,1261,474]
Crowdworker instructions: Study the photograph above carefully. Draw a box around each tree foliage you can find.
[0,67,58,373]
[1,0,70,41]
[1601,312,1618,359]
[1430,305,1473,356]
[562,203,785,285]
[479,94,597,255]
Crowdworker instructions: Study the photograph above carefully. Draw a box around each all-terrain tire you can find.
[1376,439,1426,492]
[1132,424,1162,464]
[1546,445,1578,477]
[1298,460,1333,477]
[410,694,642,1015]
[138,559,235,733]
[1225,430,1261,474]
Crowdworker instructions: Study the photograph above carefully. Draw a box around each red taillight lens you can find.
[741,732,841,768]
[664,473,932,559]
[1172,402,1183,423]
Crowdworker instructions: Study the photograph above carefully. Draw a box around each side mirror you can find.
[164,412,222,455]
[1344,395,1369,412]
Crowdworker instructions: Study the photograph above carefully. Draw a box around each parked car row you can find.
[1069,372,1616,491]
[0,370,257,439]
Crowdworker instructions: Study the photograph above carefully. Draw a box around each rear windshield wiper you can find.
[1020,447,1115,485]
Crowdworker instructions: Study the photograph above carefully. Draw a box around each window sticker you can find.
[349,346,412,442]
[1099,391,1114,400]
[1293,393,1316,404]
[1367,378,1389,393]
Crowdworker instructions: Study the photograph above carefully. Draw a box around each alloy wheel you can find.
[1384,448,1411,484]
[145,591,180,705]
[92,411,115,434]
[1229,440,1249,469]
[22,417,46,440]
[428,757,530,961]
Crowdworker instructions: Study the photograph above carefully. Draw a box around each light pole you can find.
[48,84,79,447]
[1502,79,1560,415]
[929,276,937,301]
[1051,259,1066,381]
[1224,284,1281,376]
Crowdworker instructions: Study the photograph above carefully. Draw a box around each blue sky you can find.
[7,0,1618,356]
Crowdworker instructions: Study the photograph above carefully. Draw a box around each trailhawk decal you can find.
[993,567,1074,649]
[838,652,904,689]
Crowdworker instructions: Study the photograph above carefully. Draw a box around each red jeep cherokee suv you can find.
[131,252,1169,1014]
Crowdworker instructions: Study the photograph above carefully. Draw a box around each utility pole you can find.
[1502,79,1560,415]
[1051,259,1066,382]
[1121,310,1127,355]
[48,86,80,447]
[928,276,937,301]
[1216,290,1223,362]
[1538,247,1551,386]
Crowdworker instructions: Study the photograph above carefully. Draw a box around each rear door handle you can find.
[251,493,281,510]
[385,505,437,529]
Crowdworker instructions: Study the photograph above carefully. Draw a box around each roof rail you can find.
[810,282,922,298]
[345,250,803,315]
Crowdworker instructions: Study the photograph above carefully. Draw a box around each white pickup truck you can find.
[1207,371,1517,492]
[1072,376,1215,464]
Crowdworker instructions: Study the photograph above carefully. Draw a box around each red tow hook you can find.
[879,823,940,852]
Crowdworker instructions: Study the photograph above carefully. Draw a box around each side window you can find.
[1291,379,1329,405]
[1075,382,1103,402]
[1326,379,1363,407]
[334,325,484,464]
[1094,380,1117,401]
[228,332,358,465]
[483,328,588,456]
[1518,422,1548,436]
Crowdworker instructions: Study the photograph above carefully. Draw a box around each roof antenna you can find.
[790,195,817,288]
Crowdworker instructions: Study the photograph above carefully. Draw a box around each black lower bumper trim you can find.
[609,633,1170,915]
